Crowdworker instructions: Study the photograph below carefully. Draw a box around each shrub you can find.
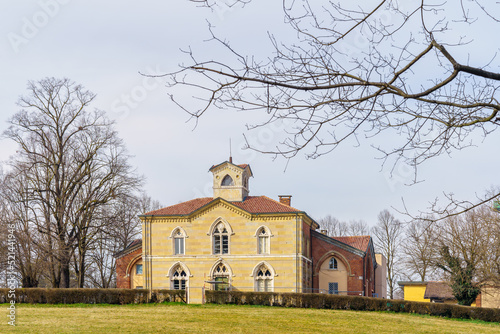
[0,288,185,305]
[204,291,500,323]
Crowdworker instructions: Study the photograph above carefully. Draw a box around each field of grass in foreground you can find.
[1,303,499,334]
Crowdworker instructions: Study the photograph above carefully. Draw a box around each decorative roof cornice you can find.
[139,196,318,228]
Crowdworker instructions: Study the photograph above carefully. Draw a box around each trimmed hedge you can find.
[205,291,500,323]
[0,288,185,305]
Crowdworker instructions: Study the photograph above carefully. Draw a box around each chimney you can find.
[278,195,292,207]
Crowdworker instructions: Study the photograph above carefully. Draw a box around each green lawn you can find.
[2,303,499,333]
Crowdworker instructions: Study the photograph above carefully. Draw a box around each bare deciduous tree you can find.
[372,209,403,299]
[0,170,9,288]
[167,0,500,216]
[86,193,161,288]
[401,218,439,281]
[348,220,369,236]
[436,205,500,291]
[3,78,143,288]
[317,215,369,237]
[0,170,47,288]
[318,215,348,237]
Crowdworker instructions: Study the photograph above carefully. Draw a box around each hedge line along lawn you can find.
[1,303,499,334]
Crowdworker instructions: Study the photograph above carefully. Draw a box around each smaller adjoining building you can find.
[398,281,484,307]
[114,239,142,289]
[311,231,383,297]
[398,281,428,303]
[375,254,387,299]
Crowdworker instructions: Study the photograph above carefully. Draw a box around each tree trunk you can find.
[22,275,38,288]
[60,247,71,288]
[78,251,86,288]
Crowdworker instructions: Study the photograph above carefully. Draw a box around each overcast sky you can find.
[1,0,498,226]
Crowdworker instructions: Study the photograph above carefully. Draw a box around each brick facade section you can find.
[311,233,375,297]
[116,248,142,289]
[364,245,375,297]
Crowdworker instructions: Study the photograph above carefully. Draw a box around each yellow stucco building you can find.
[115,159,384,303]
[398,281,480,307]
[398,281,428,303]
[138,160,319,303]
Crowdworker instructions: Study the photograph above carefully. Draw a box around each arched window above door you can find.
[329,257,338,270]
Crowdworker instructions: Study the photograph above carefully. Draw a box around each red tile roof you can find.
[233,196,300,213]
[332,236,371,252]
[144,198,214,216]
[143,196,300,216]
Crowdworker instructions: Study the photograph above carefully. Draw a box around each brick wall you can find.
[116,248,142,289]
[364,246,375,297]
[311,233,373,296]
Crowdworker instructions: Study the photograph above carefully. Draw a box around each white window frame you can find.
[258,228,270,254]
[255,265,273,292]
[251,262,276,292]
[208,219,234,255]
[170,227,188,256]
[135,264,143,275]
[212,222,229,255]
[169,263,190,291]
[329,257,338,270]
[174,233,185,255]
[254,226,273,255]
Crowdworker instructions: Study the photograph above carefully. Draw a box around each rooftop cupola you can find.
[209,160,253,202]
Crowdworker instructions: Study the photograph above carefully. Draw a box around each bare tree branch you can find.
[157,0,499,220]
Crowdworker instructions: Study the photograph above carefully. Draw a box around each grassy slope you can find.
[1,303,499,334]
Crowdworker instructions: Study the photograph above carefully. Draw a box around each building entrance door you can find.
[214,277,229,291]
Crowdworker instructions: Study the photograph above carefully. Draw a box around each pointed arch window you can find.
[221,174,234,186]
[255,264,273,292]
[213,262,229,276]
[171,265,188,290]
[329,257,338,270]
[172,228,186,255]
[257,227,270,254]
[135,264,143,275]
[212,262,230,291]
[213,223,229,255]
